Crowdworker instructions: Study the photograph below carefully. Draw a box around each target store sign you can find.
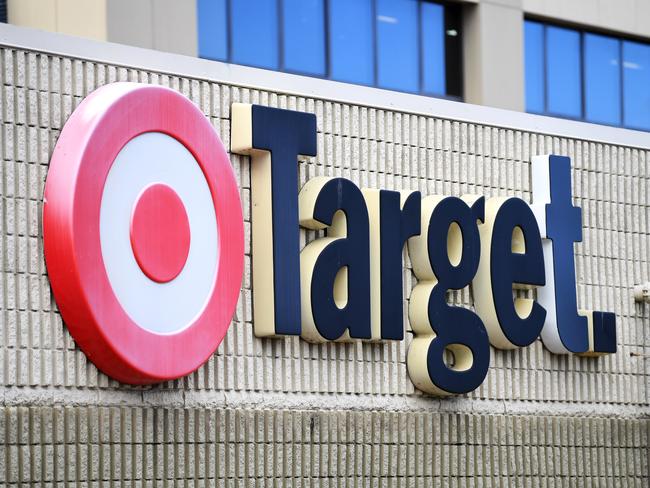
[43,83,244,384]
[44,83,616,391]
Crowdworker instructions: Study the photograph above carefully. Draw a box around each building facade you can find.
[6,0,650,119]
[1,2,649,486]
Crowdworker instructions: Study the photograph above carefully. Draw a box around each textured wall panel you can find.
[2,407,649,486]
[0,46,648,485]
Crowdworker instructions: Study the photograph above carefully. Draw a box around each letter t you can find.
[231,104,317,337]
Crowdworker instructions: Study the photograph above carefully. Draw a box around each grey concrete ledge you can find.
[3,387,649,419]
[0,23,649,150]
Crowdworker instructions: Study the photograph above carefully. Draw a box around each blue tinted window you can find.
[525,21,650,130]
[623,41,650,131]
[584,33,621,125]
[198,0,228,61]
[421,1,446,95]
[524,21,544,113]
[546,26,582,118]
[376,0,419,93]
[283,0,326,76]
[197,1,461,100]
[329,0,374,85]
[231,0,278,69]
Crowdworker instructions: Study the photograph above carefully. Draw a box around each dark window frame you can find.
[199,0,463,101]
[525,17,650,131]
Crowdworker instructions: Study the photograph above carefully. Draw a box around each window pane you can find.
[376,0,419,93]
[231,0,278,69]
[198,0,228,61]
[329,0,373,85]
[283,0,325,76]
[623,41,650,130]
[421,1,445,95]
[524,21,544,113]
[546,26,582,118]
[584,33,621,125]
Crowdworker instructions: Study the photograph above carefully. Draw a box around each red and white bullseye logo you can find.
[43,83,244,384]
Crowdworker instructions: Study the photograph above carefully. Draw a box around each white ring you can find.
[99,132,218,334]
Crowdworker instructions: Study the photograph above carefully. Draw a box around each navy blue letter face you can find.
[545,156,589,352]
[532,154,616,356]
[408,196,491,395]
[251,106,317,336]
[490,198,546,347]
[378,190,421,340]
[299,177,372,342]
[231,104,318,337]
[473,196,548,350]
[233,103,618,396]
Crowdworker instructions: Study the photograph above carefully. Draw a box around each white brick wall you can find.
[0,36,648,485]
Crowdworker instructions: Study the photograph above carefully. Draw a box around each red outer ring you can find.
[43,83,244,384]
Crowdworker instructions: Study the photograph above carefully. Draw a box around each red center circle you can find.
[130,183,191,283]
